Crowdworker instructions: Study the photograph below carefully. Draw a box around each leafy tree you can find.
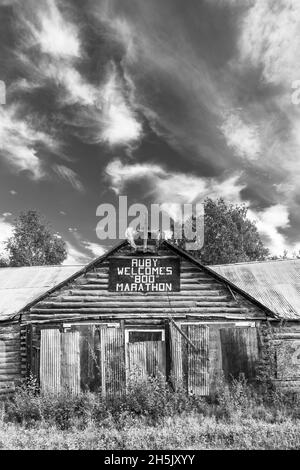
[177,198,269,265]
[5,210,67,266]
[0,257,8,267]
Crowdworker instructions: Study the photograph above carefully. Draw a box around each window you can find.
[128,331,163,343]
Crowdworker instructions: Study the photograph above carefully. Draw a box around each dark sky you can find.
[0,0,300,263]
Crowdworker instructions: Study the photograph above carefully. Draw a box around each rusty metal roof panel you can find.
[210,259,300,319]
[0,266,83,321]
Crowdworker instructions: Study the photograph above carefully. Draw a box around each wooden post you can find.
[164,320,171,383]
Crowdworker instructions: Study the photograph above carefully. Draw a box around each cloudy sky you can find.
[1,0,300,263]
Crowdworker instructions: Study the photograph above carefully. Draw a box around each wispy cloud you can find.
[100,65,143,147]
[63,233,106,265]
[53,165,84,192]
[238,1,300,87]
[248,204,291,255]
[23,0,81,59]
[0,103,58,178]
[13,0,143,149]
[220,111,261,160]
[105,159,245,205]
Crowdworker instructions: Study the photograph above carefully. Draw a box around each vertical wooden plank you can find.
[61,331,80,394]
[181,324,189,390]
[31,327,40,385]
[100,325,107,398]
[207,324,224,393]
[94,326,102,392]
[164,320,171,381]
[170,321,183,389]
[26,324,32,377]
[40,329,61,394]
[79,325,97,391]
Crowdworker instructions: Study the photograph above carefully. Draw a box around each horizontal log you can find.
[36,299,235,309]
[30,306,248,314]
[26,314,260,324]
[60,289,227,297]
[0,371,20,377]
[0,353,20,360]
[72,283,221,291]
[274,333,300,339]
[0,373,21,381]
[47,296,230,304]
[0,388,15,393]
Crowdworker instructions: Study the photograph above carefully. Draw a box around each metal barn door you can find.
[40,329,80,394]
[220,326,258,381]
[126,330,166,380]
[170,323,209,396]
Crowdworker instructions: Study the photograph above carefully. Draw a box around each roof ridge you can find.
[0,264,84,269]
[210,259,300,267]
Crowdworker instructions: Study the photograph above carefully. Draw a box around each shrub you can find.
[4,370,300,430]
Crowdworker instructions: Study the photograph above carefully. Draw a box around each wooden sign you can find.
[109,256,180,292]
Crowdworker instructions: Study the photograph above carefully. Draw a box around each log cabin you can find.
[0,235,300,399]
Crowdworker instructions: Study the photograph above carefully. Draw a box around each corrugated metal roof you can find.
[210,259,300,319]
[0,265,83,321]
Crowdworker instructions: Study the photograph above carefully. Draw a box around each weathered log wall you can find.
[0,323,21,398]
[24,245,266,324]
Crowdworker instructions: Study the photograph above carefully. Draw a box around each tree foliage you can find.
[179,198,269,265]
[5,210,67,266]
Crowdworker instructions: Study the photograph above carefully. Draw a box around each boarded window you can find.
[276,340,300,380]
[220,327,258,381]
[170,323,209,396]
[129,331,162,342]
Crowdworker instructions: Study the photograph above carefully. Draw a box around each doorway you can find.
[125,329,166,380]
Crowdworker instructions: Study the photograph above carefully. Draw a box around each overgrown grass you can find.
[1,372,300,449]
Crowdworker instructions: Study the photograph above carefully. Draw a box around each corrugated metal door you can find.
[100,325,126,398]
[170,323,209,396]
[39,325,126,396]
[220,326,258,381]
[187,325,209,396]
[40,329,61,394]
[40,329,80,394]
[128,341,165,378]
